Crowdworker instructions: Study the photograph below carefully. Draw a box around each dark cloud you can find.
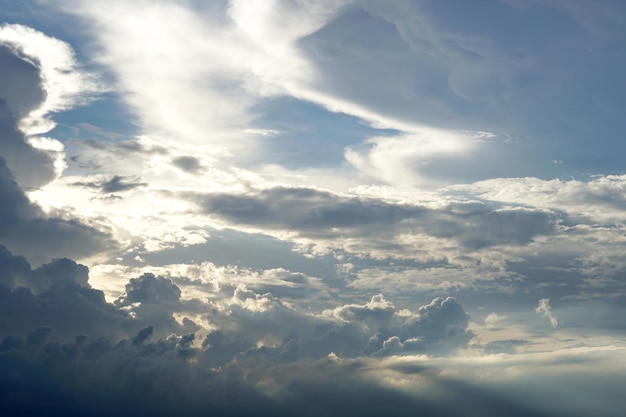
[0,242,622,417]
[172,155,202,172]
[0,253,132,341]
[0,157,114,265]
[0,42,114,265]
[190,187,557,249]
[0,333,599,417]
[132,325,154,346]
[117,273,181,305]
[71,137,168,156]
[72,174,147,193]
[0,43,58,190]
[194,187,415,230]
[138,227,339,279]
[0,44,45,120]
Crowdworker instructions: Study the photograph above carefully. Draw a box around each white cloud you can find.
[535,298,558,328]
[345,131,478,187]
[484,312,507,329]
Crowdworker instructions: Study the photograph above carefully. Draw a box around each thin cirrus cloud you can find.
[2,1,626,416]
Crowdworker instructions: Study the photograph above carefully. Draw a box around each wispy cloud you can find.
[535,298,559,328]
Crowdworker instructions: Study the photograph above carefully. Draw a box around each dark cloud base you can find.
[0,243,613,417]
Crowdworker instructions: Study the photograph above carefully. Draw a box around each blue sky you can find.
[1,1,626,416]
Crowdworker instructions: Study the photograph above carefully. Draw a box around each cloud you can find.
[0,23,102,192]
[72,174,147,194]
[535,298,558,328]
[0,43,57,189]
[0,247,132,340]
[171,155,202,173]
[0,23,100,133]
[190,186,558,251]
[1,241,624,417]
[117,273,181,306]
[448,175,626,223]
[2,323,624,417]
[484,312,507,329]
[0,157,114,265]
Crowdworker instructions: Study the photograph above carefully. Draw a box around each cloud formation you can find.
[2,2,626,416]
[0,157,113,265]
[73,174,147,194]
[191,186,558,251]
[2,240,624,417]
[535,298,558,329]
[0,43,57,189]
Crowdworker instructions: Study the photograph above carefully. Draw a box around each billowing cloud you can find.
[1,255,624,417]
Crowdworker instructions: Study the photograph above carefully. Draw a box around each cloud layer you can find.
[2,1,626,416]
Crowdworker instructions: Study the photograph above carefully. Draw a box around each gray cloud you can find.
[1,241,623,417]
[0,249,132,340]
[190,186,557,249]
[73,174,147,193]
[0,44,56,189]
[2,326,618,417]
[73,138,168,156]
[117,273,181,305]
[172,155,202,173]
[0,157,114,265]
[0,39,114,265]
[301,1,626,180]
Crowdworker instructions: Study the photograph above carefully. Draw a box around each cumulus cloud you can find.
[117,273,181,306]
[0,246,132,340]
[1,3,625,416]
[1,242,624,417]
[0,239,479,415]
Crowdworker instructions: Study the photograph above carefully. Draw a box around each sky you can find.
[1,0,626,415]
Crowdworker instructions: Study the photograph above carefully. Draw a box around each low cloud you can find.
[1,243,624,416]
